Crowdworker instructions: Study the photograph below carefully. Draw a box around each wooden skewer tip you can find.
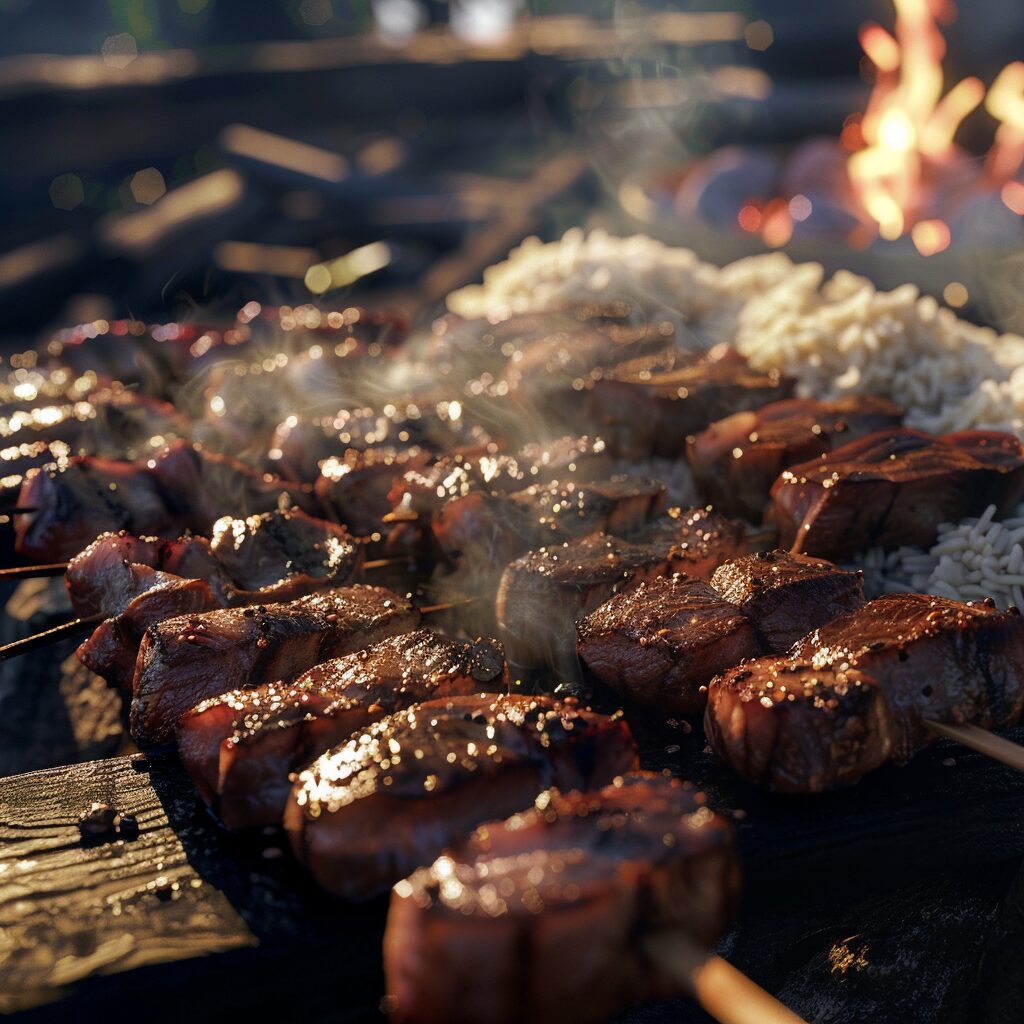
[925,719,1024,772]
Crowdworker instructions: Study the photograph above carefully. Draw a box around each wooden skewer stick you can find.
[3,507,38,515]
[420,597,479,616]
[925,720,1024,772]
[362,557,406,571]
[0,562,69,580]
[645,932,807,1024]
[0,612,106,662]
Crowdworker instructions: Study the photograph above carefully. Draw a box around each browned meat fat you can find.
[383,773,739,1024]
[706,593,1024,791]
[769,428,1024,559]
[131,585,419,746]
[587,344,795,459]
[687,396,903,521]
[578,574,761,714]
[176,631,507,829]
[709,550,866,652]
[284,694,638,900]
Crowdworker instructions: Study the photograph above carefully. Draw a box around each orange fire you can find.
[849,0,1024,253]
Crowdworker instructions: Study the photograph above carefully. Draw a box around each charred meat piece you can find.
[177,631,507,829]
[285,694,637,900]
[706,594,1024,792]
[578,575,761,714]
[131,585,418,746]
[496,508,746,672]
[66,531,169,616]
[433,476,666,566]
[587,344,795,459]
[769,428,1024,559]
[383,772,739,1024]
[688,396,903,521]
[709,550,866,653]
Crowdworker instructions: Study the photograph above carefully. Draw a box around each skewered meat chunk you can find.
[433,476,666,565]
[706,593,1024,792]
[67,510,363,618]
[177,631,507,829]
[15,440,320,561]
[587,344,795,459]
[709,550,866,653]
[769,428,1024,559]
[285,694,638,900]
[578,575,761,714]
[383,772,739,1024]
[496,508,746,671]
[131,585,418,745]
[687,396,903,521]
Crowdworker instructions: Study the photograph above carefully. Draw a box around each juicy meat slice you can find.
[687,396,904,521]
[578,574,761,714]
[77,573,220,694]
[709,549,866,653]
[66,531,165,616]
[177,631,507,829]
[131,585,419,746]
[284,693,638,900]
[587,344,795,459]
[769,428,1024,559]
[432,476,666,565]
[383,773,739,1024]
[706,593,1024,791]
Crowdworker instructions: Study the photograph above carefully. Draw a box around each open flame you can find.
[848,0,1024,252]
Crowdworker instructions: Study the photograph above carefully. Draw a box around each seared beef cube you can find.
[709,550,865,652]
[66,531,167,616]
[706,660,894,793]
[284,694,637,900]
[706,594,1024,791]
[688,396,903,521]
[587,344,795,459]
[578,575,761,714]
[384,773,738,1024]
[497,534,677,672]
[131,585,418,745]
[769,428,1024,559]
[177,631,506,828]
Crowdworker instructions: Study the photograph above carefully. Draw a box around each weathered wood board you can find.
[3,718,1024,1023]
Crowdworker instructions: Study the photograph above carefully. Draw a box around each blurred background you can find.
[2,0,1024,342]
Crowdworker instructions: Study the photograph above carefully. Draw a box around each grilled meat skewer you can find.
[383,773,756,1024]
[177,631,507,829]
[577,550,864,713]
[706,593,1024,792]
[15,439,321,561]
[131,585,418,745]
[496,507,745,672]
[687,396,903,521]
[769,428,1024,559]
[285,693,637,900]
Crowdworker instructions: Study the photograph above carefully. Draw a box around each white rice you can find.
[453,229,1024,607]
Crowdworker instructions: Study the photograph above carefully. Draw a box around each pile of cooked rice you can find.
[450,229,1024,606]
